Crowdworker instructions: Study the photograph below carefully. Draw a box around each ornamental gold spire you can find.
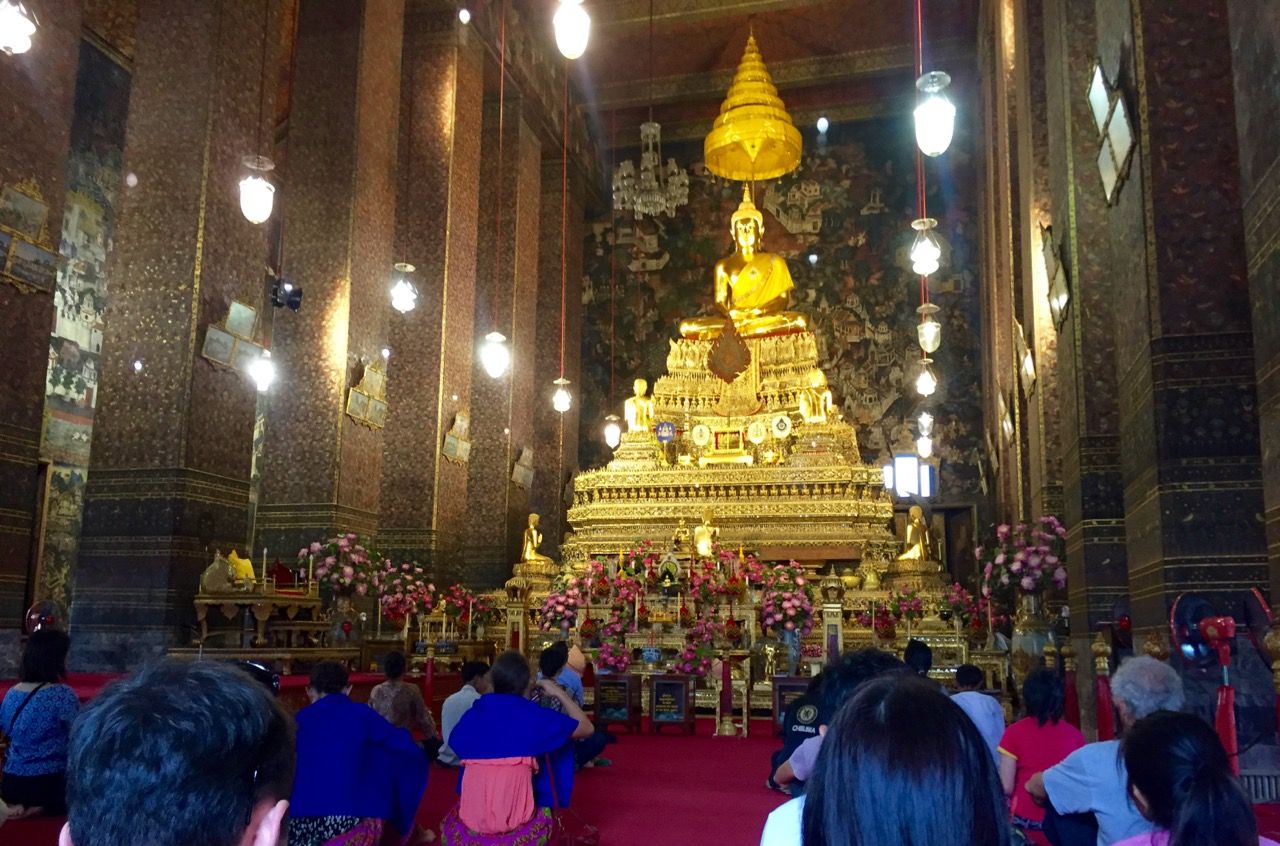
[703,33,802,182]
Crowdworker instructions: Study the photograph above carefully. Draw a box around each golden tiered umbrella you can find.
[704,34,802,182]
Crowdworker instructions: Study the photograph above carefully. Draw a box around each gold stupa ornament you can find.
[704,34,802,182]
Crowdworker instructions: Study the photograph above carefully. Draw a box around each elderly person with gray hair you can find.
[1024,656,1184,846]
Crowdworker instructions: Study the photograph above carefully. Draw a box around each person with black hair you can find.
[59,659,295,846]
[767,671,824,793]
[1117,710,1277,846]
[951,663,1005,764]
[771,649,905,792]
[998,668,1084,845]
[439,661,490,767]
[289,660,431,846]
[371,651,441,760]
[903,638,933,676]
[442,650,593,843]
[1,628,77,817]
[763,673,1012,846]
[534,643,609,769]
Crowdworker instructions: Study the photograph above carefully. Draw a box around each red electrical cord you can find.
[609,113,617,408]
[492,0,507,329]
[560,65,568,379]
[914,0,930,321]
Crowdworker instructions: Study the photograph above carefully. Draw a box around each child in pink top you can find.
[997,669,1084,845]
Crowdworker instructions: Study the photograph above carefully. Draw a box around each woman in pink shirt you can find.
[1117,710,1279,846]
[997,668,1084,845]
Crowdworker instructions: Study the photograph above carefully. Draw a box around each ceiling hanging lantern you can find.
[552,377,572,413]
[553,0,590,60]
[917,411,934,437]
[0,1,36,55]
[239,155,276,224]
[916,435,934,459]
[909,217,942,276]
[914,71,956,157]
[389,262,418,313]
[915,357,938,397]
[704,34,802,181]
[916,302,941,353]
[248,350,276,393]
[479,331,510,379]
[603,414,622,449]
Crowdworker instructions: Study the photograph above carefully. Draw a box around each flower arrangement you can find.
[854,602,896,639]
[800,643,825,659]
[717,546,764,586]
[579,559,613,601]
[617,540,660,579]
[439,583,474,620]
[597,611,631,672]
[890,589,925,622]
[978,516,1068,598]
[376,560,434,622]
[678,603,694,628]
[538,580,584,632]
[469,593,502,627]
[688,559,723,606]
[944,582,980,626]
[674,618,720,676]
[299,534,382,596]
[760,561,814,636]
[723,617,743,644]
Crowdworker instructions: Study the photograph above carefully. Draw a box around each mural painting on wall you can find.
[580,116,983,498]
[38,42,131,604]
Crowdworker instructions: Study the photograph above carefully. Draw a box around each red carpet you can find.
[0,718,787,846]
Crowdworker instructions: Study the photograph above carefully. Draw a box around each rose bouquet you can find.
[945,582,980,626]
[891,589,925,622]
[299,533,382,596]
[978,516,1068,598]
[439,584,474,620]
[760,561,814,636]
[376,560,434,622]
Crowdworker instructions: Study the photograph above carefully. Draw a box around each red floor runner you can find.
[0,718,786,846]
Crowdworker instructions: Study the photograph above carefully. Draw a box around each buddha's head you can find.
[730,187,764,252]
[528,513,540,528]
[633,378,648,397]
[908,505,924,521]
[702,507,715,524]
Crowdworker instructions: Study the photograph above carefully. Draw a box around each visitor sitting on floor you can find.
[770,648,904,795]
[372,651,442,761]
[534,642,609,769]
[1118,709,1276,846]
[767,670,824,793]
[289,660,432,846]
[765,673,1011,846]
[439,661,490,767]
[904,638,934,679]
[442,650,593,845]
[998,668,1084,845]
[950,663,1004,764]
[60,659,295,846]
[1,628,78,818]
[1024,656,1184,846]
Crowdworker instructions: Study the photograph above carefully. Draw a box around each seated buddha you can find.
[678,185,808,340]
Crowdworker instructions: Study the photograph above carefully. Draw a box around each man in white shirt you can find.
[950,663,1005,764]
[437,661,490,766]
[1025,656,1184,846]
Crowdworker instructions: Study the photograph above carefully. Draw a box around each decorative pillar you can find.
[379,6,483,583]
[1098,0,1267,628]
[73,0,284,668]
[0,3,82,651]
[1226,1,1280,596]
[466,98,542,587]
[256,0,405,555]
[529,154,585,558]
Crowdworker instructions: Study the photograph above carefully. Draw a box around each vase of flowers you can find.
[978,516,1067,684]
[597,610,631,672]
[299,534,383,607]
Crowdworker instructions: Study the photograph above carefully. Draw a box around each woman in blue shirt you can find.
[0,628,79,817]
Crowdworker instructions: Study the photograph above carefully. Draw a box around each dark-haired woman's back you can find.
[0,681,78,815]
[997,714,1083,844]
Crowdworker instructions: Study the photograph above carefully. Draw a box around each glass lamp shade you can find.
[0,2,36,55]
[479,331,510,379]
[603,414,622,449]
[917,303,941,353]
[389,279,418,313]
[915,358,938,397]
[238,155,276,224]
[909,217,942,276]
[553,0,590,60]
[917,411,935,437]
[248,351,276,393]
[916,435,934,459]
[914,71,956,157]
[552,377,572,413]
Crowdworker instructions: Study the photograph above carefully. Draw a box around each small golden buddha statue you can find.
[798,371,834,424]
[896,505,934,562]
[679,185,808,340]
[520,513,555,564]
[693,508,719,559]
[624,377,655,433]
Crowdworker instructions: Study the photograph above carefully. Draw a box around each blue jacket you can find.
[449,693,578,808]
[290,694,429,834]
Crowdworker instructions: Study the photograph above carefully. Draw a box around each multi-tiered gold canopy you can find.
[703,34,803,182]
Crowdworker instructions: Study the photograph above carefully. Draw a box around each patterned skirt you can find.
[440,807,553,846]
[288,816,385,846]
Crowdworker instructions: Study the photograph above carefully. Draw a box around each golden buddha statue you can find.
[520,513,555,564]
[678,186,808,340]
[798,370,834,424]
[896,506,933,562]
[693,508,719,558]
[624,377,655,432]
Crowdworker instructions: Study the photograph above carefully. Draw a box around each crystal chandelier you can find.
[614,121,689,218]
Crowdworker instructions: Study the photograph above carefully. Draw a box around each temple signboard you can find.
[649,673,696,734]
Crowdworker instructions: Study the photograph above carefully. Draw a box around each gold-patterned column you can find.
[465,98,542,587]
[379,5,483,582]
[256,0,404,555]
[529,154,585,557]
[0,1,82,646]
[73,0,283,668]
